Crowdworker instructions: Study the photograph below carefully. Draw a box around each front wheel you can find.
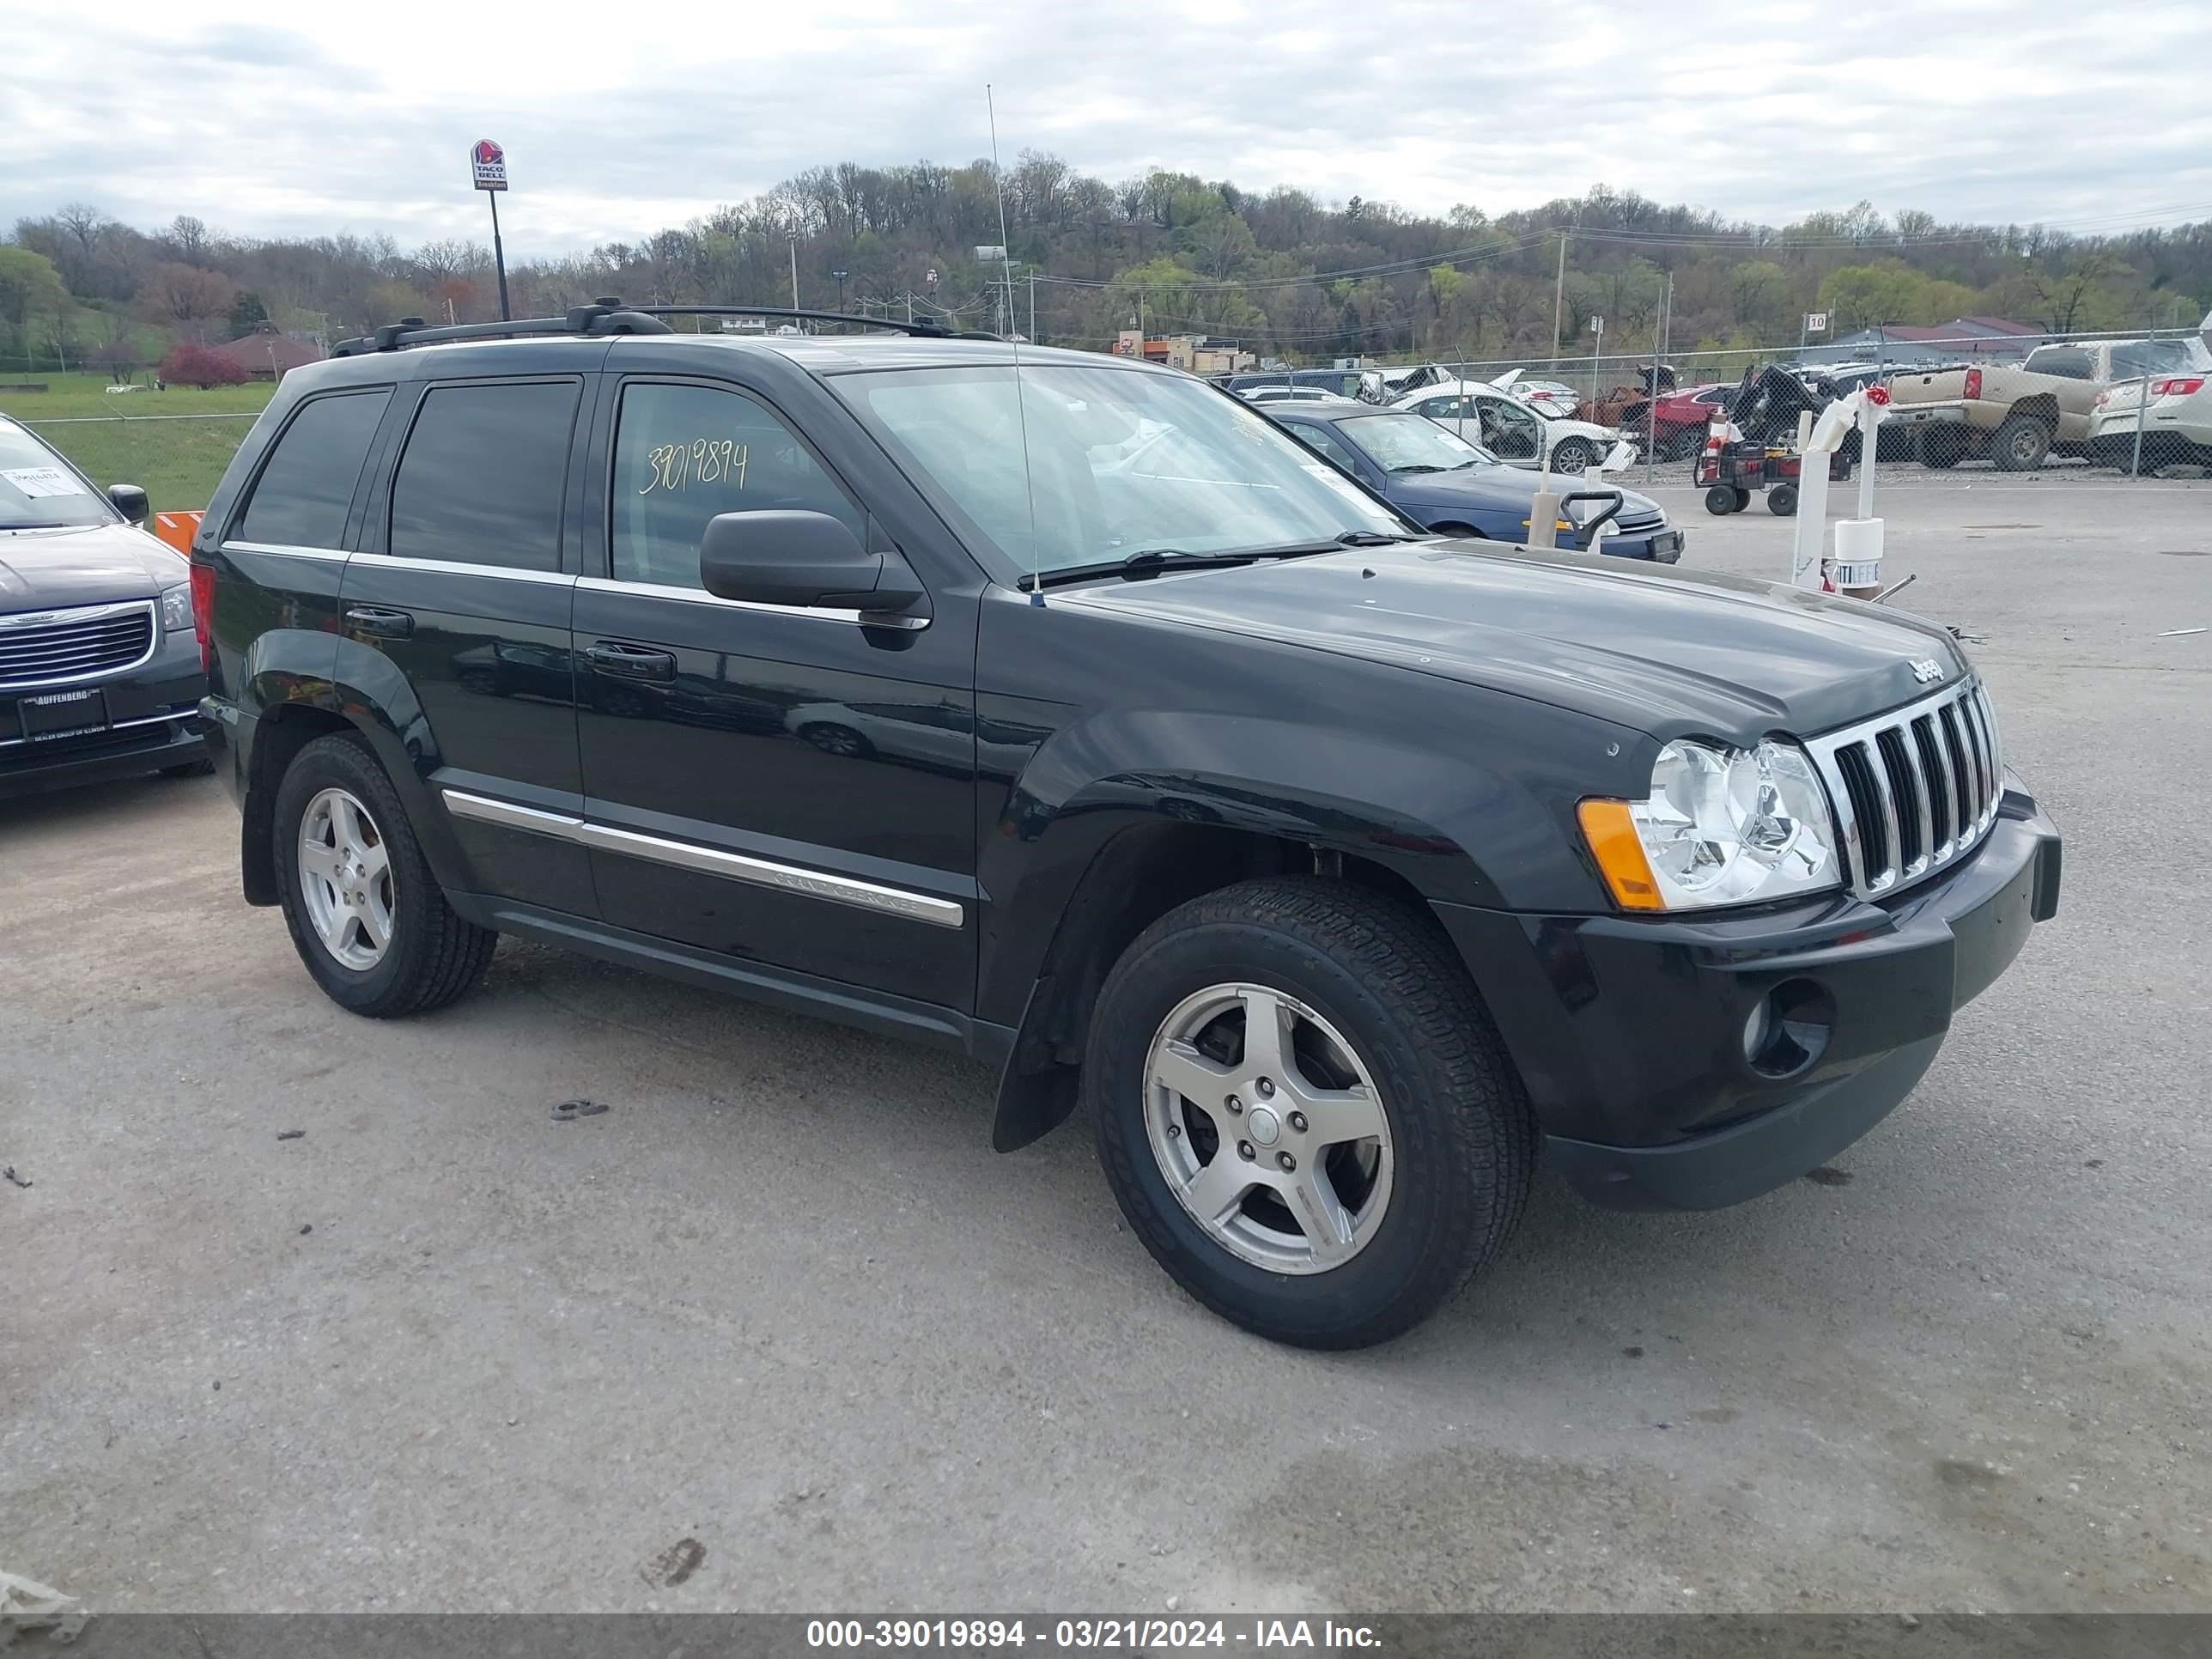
[1088,878,1536,1349]
[1549,437,1600,475]
[1767,483,1799,516]
[1704,484,1738,516]
[273,732,497,1018]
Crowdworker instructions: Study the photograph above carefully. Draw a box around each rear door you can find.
[341,371,595,915]
[568,369,978,1010]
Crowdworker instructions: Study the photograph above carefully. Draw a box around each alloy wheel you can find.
[297,786,395,970]
[1143,982,1395,1274]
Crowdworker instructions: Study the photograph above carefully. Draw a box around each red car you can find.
[1620,384,1734,461]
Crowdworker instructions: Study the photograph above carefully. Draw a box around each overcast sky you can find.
[5,0,2209,258]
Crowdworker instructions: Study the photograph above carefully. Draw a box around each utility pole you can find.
[787,230,800,317]
[1549,230,1569,372]
[1029,271,1036,344]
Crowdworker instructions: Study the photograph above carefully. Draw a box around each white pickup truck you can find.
[1887,337,2197,469]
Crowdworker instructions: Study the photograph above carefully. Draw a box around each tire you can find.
[1549,437,1599,475]
[1704,485,1737,516]
[160,755,216,778]
[1088,876,1536,1349]
[1991,412,2051,472]
[1731,488,1753,512]
[272,732,497,1018]
[1919,428,1968,470]
[1767,483,1799,516]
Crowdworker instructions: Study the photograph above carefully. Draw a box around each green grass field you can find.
[1,372,276,514]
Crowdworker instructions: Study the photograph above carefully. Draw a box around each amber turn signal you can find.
[1577,799,1665,911]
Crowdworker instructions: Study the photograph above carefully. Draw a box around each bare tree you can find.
[137,261,239,340]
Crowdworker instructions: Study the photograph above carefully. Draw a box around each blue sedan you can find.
[1266,404,1684,562]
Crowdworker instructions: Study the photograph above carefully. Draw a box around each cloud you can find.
[2,0,2208,253]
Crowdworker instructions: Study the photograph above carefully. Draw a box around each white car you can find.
[1512,381,1582,419]
[1239,385,1364,407]
[1392,380,1635,473]
[2088,369,2212,471]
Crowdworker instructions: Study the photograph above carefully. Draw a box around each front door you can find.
[341,374,593,915]
[1474,393,1544,463]
[569,374,976,1011]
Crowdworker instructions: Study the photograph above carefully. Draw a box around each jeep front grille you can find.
[1806,679,2002,900]
[0,600,158,690]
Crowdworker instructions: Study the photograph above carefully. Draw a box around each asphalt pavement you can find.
[2,475,2207,1614]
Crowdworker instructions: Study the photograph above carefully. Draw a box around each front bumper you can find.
[1587,526,1683,563]
[1,656,206,800]
[1434,776,2060,1210]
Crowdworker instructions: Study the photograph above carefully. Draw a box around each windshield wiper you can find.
[1025,536,1389,592]
[1024,548,1262,590]
[1391,464,1446,475]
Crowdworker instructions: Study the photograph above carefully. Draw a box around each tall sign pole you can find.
[471,140,512,321]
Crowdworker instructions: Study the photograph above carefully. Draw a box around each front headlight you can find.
[160,584,191,635]
[1579,739,1839,911]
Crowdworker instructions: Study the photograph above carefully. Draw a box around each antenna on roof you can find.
[987,83,1044,606]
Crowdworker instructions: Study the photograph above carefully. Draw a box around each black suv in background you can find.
[2,415,208,797]
[195,303,2061,1348]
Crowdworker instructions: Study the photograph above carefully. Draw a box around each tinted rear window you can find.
[239,390,392,548]
[387,380,580,571]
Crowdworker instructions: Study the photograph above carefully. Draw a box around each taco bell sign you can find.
[471,139,508,192]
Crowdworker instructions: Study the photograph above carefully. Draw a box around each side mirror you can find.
[109,483,149,525]
[699,510,926,618]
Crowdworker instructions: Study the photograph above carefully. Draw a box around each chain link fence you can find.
[1351,325,2211,489]
[16,411,259,516]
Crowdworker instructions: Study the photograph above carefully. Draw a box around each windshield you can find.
[1339,411,1492,472]
[0,420,117,531]
[833,364,1412,580]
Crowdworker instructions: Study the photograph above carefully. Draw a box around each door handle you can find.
[344,605,414,639]
[586,641,677,682]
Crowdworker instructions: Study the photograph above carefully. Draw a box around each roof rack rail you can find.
[630,305,996,340]
[331,298,672,356]
[330,298,997,356]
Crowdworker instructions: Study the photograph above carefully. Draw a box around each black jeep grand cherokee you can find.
[195,303,2060,1348]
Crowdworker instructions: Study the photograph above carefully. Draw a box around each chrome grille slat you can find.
[0,601,157,690]
[1911,715,1951,854]
[1808,678,2003,902]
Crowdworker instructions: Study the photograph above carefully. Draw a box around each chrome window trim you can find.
[221,539,349,563]
[1806,678,2003,902]
[574,575,927,629]
[0,599,158,690]
[350,550,576,586]
[441,788,964,929]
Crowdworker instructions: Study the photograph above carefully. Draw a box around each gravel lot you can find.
[3,476,2208,1615]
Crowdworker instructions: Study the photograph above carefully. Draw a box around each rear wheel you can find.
[273,732,496,1018]
[1704,485,1738,516]
[1088,877,1535,1349]
[1767,483,1799,516]
[1731,487,1753,512]
[1991,413,2051,471]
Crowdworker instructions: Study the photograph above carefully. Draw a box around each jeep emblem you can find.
[1910,658,1943,684]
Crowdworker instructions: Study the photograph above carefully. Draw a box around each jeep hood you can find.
[0,522,188,612]
[1063,544,1966,743]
